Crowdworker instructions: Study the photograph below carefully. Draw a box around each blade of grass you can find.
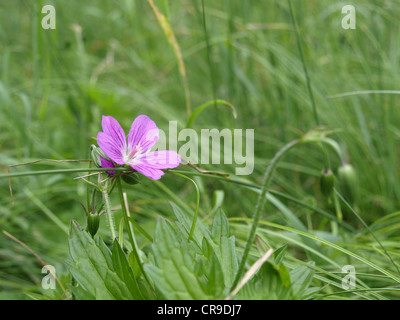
[231,217,400,284]
[287,0,319,126]
[335,189,400,274]
[186,99,237,128]
[147,0,191,117]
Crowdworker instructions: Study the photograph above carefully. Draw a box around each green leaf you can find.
[68,279,95,300]
[206,254,226,299]
[145,219,211,299]
[211,208,230,241]
[112,240,144,299]
[66,220,138,300]
[255,235,271,256]
[211,190,224,214]
[128,251,142,278]
[169,201,210,247]
[273,244,288,266]
[169,203,238,294]
[290,262,315,299]
[202,237,213,259]
[209,209,238,288]
[240,261,292,300]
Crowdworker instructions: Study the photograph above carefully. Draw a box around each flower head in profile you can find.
[97,115,181,180]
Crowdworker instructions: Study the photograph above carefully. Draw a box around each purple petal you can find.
[127,115,159,154]
[133,164,165,180]
[101,116,127,150]
[100,156,115,175]
[129,150,181,180]
[137,151,181,169]
[97,132,125,165]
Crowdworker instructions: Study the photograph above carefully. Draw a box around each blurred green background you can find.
[1,0,400,299]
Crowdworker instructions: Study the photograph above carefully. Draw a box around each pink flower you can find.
[97,115,181,180]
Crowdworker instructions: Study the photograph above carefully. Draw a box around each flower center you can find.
[124,143,141,164]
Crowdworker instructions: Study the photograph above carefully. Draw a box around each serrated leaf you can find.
[211,190,224,215]
[96,237,113,270]
[214,235,238,287]
[209,209,238,288]
[169,201,211,246]
[145,219,211,300]
[206,254,225,299]
[112,240,144,299]
[211,208,230,241]
[240,261,292,300]
[290,262,315,299]
[255,235,270,256]
[68,281,95,300]
[273,244,288,266]
[169,203,238,294]
[128,251,142,278]
[66,220,136,300]
[302,286,322,299]
[202,237,213,259]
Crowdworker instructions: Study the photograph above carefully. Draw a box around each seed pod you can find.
[122,172,140,185]
[87,212,100,238]
[319,169,335,197]
[337,164,358,204]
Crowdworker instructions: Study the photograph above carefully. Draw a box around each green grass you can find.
[1,0,400,300]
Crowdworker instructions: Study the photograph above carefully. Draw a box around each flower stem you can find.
[116,177,153,289]
[102,190,116,240]
[171,172,200,241]
[230,139,300,291]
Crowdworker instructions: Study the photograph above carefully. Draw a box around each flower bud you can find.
[87,212,100,238]
[122,172,140,185]
[319,169,335,197]
[91,145,110,168]
[91,145,115,175]
[337,164,358,204]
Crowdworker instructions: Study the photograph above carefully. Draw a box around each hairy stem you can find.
[231,139,300,291]
[102,190,116,240]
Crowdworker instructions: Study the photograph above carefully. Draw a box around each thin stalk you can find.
[288,0,319,126]
[116,177,153,288]
[2,165,355,232]
[171,171,200,241]
[333,190,343,223]
[102,190,116,240]
[230,139,301,290]
[319,142,331,170]
[24,188,68,234]
[335,189,400,274]
[2,167,127,179]
[147,0,191,117]
[200,0,218,111]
